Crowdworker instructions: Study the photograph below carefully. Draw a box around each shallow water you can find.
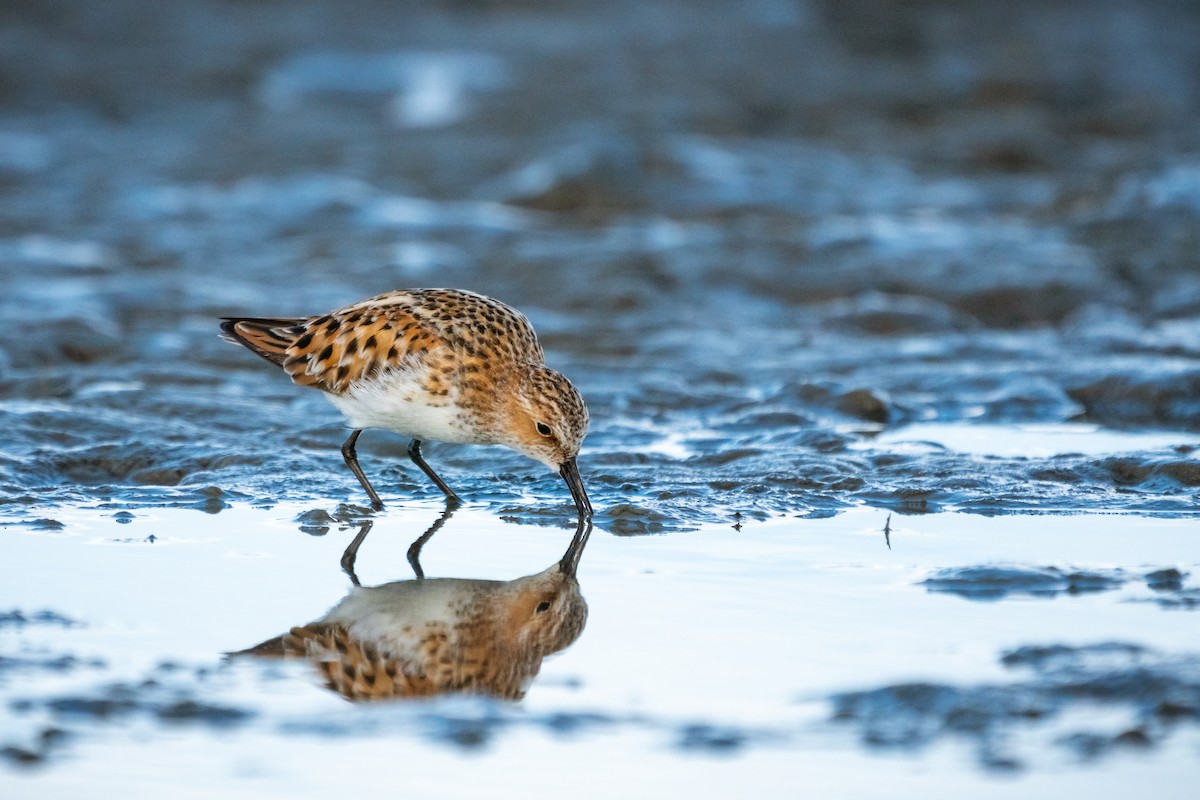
[2,507,1199,796]
[3,0,1200,794]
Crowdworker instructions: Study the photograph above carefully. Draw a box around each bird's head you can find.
[501,365,592,518]
[504,521,592,656]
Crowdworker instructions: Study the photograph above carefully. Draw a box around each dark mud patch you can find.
[0,610,81,629]
[1068,374,1200,430]
[0,518,66,531]
[676,723,757,754]
[921,566,1195,602]
[0,653,106,675]
[283,704,643,752]
[4,696,248,767]
[1,651,252,766]
[0,727,72,769]
[592,504,680,536]
[8,652,750,761]
[8,663,245,723]
[292,504,378,535]
[1130,567,1200,609]
[832,643,1200,770]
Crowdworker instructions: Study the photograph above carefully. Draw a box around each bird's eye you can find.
[535,600,551,613]
[535,422,553,437]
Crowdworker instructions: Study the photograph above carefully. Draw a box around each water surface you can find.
[3,506,1199,797]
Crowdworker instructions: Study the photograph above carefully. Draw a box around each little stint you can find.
[231,520,591,701]
[221,288,591,517]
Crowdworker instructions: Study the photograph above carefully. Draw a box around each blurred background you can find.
[2,0,1199,525]
[3,3,1200,789]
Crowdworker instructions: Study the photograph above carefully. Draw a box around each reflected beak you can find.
[558,516,593,578]
[559,457,593,521]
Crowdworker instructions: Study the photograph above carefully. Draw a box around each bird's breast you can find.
[324,366,490,444]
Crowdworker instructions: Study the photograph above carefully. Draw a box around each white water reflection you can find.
[860,422,1199,458]
[2,504,1197,795]
[259,51,510,128]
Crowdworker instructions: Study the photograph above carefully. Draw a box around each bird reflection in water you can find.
[233,510,591,702]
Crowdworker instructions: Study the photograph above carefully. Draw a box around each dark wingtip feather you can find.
[218,316,306,367]
[218,318,242,345]
[223,635,288,659]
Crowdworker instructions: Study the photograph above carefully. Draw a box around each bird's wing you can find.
[284,623,439,700]
[221,296,443,395]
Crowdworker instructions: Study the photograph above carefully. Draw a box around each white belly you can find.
[324,367,482,444]
[320,579,488,658]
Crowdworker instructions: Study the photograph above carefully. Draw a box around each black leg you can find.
[339,520,373,586]
[341,429,383,510]
[406,503,458,580]
[407,439,462,505]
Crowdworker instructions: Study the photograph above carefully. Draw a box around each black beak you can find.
[559,457,593,521]
[558,516,593,578]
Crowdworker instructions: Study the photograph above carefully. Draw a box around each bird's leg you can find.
[406,503,458,580]
[407,439,462,505]
[341,429,383,510]
[339,520,373,586]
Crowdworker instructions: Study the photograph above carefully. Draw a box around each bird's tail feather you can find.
[220,317,307,367]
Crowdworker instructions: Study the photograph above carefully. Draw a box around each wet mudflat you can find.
[2,0,1200,795]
